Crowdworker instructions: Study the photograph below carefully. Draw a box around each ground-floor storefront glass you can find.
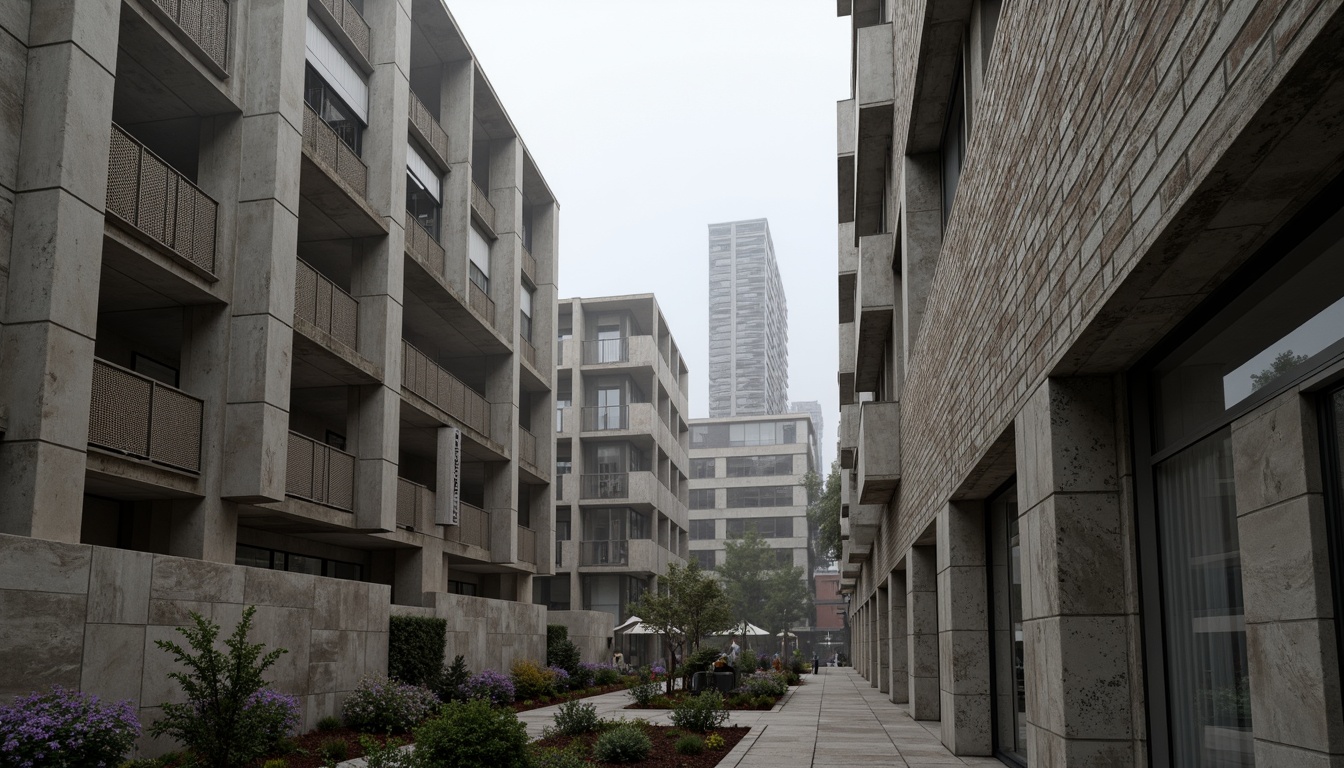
[988,481,1026,765]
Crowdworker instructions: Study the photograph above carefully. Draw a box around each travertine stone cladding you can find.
[393,591,547,676]
[546,610,614,665]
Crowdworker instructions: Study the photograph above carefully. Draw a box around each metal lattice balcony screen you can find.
[468,280,495,325]
[517,525,537,564]
[294,259,358,348]
[401,341,491,436]
[408,90,449,163]
[286,431,355,510]
[581,405,629,431]
[404,211,445,275]
[582,338,629,365]
[302,104,368,198]
[88,359,204,473]
[149,0,230,70]
[106,124,218,274]
[315,0,369,60]
[445,502,490,550]
[581,472,629,500]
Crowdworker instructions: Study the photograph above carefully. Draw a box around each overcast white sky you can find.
[448,2,851,468]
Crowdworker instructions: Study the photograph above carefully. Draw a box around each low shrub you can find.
[546,626,583,684]
[0,686,140,768]
[588,662,622,686]
[511,659,558,700]
[341,675,438,733]
[357,733,415,768]
[315,715,342,732]
[738,649,758,674]
[460,669,516,706]
[705,732,726,750]
[317,736,348,763]
[548,665,572,691]
[627,668,661,706]
[529,742,590,768]
[571,663,598,689]
[413,699,529,768]
[552,700,600,736]
[261,760,288,768]
[388,615,447,689]
[246,688,302,748]
[670,690,730,733]
[593,723,652,763]
[737,671,788,698]
[675,734,705,755]
[683,646,722,677]
[435,654,471,703]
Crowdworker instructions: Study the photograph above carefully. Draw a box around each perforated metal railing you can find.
[401,340,491,436]
[517,525,537,564]
[519,336,537,369]
[404,211,445,275]
[285,431,356,510]
[149,0,230,70]
[88,359,203,473]
[470,180,496,230]
[396,476,425,528]
[446,502,490,550]
[519,427,537,467]
[315,0,369,60]
[468,280,495,326]
[302,104,368,198]
[294,258,359,348]
[106,124,218,275]
[408,90,449,163]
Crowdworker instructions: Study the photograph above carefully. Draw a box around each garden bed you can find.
[511,681,633,713]
[625,690,784,711]
[534,725,751,768]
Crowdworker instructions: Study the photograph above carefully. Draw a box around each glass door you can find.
[989,481,1026,764]
[597,387,623,430]
[597,324,622,363]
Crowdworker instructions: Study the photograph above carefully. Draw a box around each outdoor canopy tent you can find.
[713,621,770,636]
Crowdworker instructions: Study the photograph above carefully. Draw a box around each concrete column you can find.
[0,0,119,541]
[938,500,992,754]
[854,604,865,677]
[1231,391,1344,764]
[888,569,908,703]
[868,597,879,687]
[899,152,942,370]
[394,545,441,607]
[876,582,890,693]
[221,0,306,503]
[907,544,939,719]
[1015,376,1138,764]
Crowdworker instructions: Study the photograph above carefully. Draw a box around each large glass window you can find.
[689,489,716,510]
[406,172,440,240]
[520,285,534,343]
[469,226,491,295]
[692,420,802,448]
[1325,384,1344,707]
[941,59,966,229]
[234,544,363,582]
[725,486,794,508]
[988,482,1025,764]
[304,64,364,154]
[692,550,716,570]
[689,520,716,540]
[726,516,793,538]
[726,455,793,477]
[691,458,716,479]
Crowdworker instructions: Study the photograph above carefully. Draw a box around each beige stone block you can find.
[910,633,939,678]
[938,630,990,696]
[909,675,940,721]
[80,623,144,703]
[141,624,191,707]
[365,630,389,677]
[1040,493,1127,617]
[1247,619,1343,753]
[26,0,118,71]
[938,565,987,631]
[938,500,986,568]
[0,590,85,696]
[940,691,992,755]
[1232,391,1320,512]
[1031,616,1133,740]
[15,49,113,208]
[243,566,316,609]
[313,576,365,631]
[1253,739,1341,767]
[1239,495,1332,624]
[246,605,312,695]
[87,545,152,624]
[147,598,215,626]
[0,533,90,594]
[150,555,245,603]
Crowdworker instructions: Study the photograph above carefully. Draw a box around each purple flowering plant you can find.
[244,688,301,745]
[459,669,516,707]
[547,665,571,688]
[0,686,139,768]
[341,676,438,733]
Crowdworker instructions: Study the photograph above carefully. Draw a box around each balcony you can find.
[285,431,355,511]
[839,403,860,470]
[470,181,496,233]
[839,321,857,406]
[854,23,894,238]
[519,427,538,469]
[837,97,855,224]
[857,400,901,504]
[407,90,449,167]
[849,504,883,549]
[396,477,429,529]
[88,358,203,473]
[556,406,572,435]
[854,232,896,392]
[579,539,662,573]
[294,259,358,349]
[522,246,538,282]
[468,281,495,326]
[142,0,230,74]
[580,540,628,567]
[517,525,537,565]
[555,473,572,502]
[580,402,657,435]
[519,336,537,370]
[106,123,218,277]
[313,0,370,63]
[404,211,445,274]
[580,335,658,367]
[445,501,491,550]
[580,471,658,506]
[302,103,368,200]
[401,341,491,437]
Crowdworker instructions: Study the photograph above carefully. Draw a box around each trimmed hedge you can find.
[388,615,446,688]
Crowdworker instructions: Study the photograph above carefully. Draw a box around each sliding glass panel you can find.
[989,482,1026,763]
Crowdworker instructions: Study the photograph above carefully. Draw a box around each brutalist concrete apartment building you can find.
[837,0,1344,766]
[545,295,692,664]
[707,218,789,418]
[0,0,589,746]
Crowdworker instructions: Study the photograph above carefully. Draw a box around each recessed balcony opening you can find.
[286,386,356,512]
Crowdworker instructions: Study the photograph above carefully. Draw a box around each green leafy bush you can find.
[552,700,600,736]
[529,742,591,768]
[683,646,722,676]
[591,663,622,686]
[262,760,288,768]
[671,691,730,733]
[593,723,652,763]
[627,667,661,706]
[675,734,705,755]
[737,671,788,698]
[705,733,726,750]
[317,737,348,763]
[341,675,439,733]
[413,699,530,768]
[148,606,290,768]
[511,658,559,700]
[546,625,583,684]
[388,615,447,688]
[357,734,416,768]
[738,648,758,674]
[435,655,471,702]
[0,686,140,768]
[316,715,342,732]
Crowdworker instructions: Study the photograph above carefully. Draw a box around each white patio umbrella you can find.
[612,615,643,633]
[714,621,770,636]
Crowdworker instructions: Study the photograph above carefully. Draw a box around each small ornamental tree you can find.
[629,561,733,693]
[149,606,289,768]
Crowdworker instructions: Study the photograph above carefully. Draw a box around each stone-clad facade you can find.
[0,0,560,753]
[837,0,1344,765]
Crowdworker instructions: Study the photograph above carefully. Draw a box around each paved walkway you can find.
[518,666,1005,767]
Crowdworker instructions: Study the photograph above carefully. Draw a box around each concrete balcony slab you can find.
[857,400,901,504]
[854,233,896,392]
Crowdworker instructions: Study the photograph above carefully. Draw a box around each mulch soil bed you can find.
[511,682,632,713]
[534,725,751,768]
[625,690,781,711]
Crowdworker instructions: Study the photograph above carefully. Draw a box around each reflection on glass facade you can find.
[989,482,1025,763]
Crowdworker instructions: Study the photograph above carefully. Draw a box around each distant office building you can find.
[707,219,789,417]
[789,400,826,471]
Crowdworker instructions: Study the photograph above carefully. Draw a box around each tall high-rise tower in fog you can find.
[707,219,788,417]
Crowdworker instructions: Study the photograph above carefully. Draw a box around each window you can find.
[726,455,793,477]
[556,460,572,476]
[693,421,802,448]
[725,486,794,508]
[692,550,716,570]
[522,204,534,252]
[448,580,478,597]
[234,544,363,582]
[988,481,1025,763]
[689,489,716,510]
[691,458,716,479]
[1324,385,1344,708]
[520,285,535,342]
[469,226,490,294]
[941,58,966,229]
[406,143,442,240]
[597,324,623,363]
[689,519,716,540]
[725,517,793,538]
[303,64,364,155]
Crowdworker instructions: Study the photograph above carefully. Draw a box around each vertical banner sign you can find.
[436,427,463,526]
